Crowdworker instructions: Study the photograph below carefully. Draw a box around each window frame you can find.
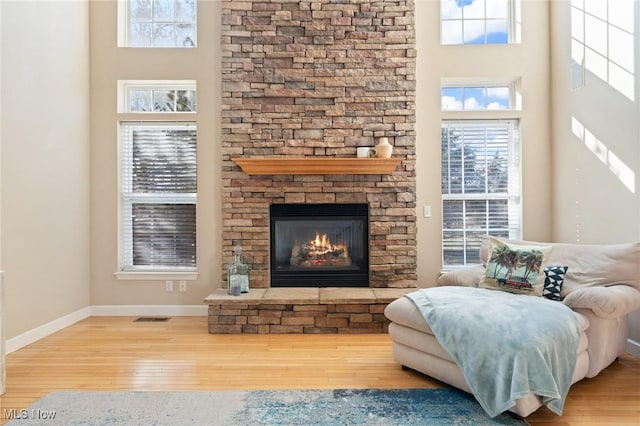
[115,80,198,281]
[441,82,516,111]
[440,0,521,45]
[117,0,197,48]
[441,119,522,268]
[441,78,523,113]
[117,80,197,114]
[116,121,198,280]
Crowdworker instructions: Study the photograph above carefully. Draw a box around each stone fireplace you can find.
[220,0,417,292]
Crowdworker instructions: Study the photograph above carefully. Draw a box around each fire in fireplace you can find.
[270,203,369,287]
[291,232,351,268]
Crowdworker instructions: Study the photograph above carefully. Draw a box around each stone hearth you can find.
[205,287,414,334]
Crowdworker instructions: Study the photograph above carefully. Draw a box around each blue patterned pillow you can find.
[543,266,568,301]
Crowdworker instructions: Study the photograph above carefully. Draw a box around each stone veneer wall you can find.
[221,0,417,288]
[209,302,391,333]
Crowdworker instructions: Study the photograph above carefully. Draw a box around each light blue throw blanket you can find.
[406,287,581,417]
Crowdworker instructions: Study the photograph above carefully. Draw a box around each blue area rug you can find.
[7,388,528,425]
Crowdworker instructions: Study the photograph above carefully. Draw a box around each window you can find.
[119,80,196,113]
[117,79,198,276]
[120,123,197,272]
[441,0,521,45]
[119,0,197,48]
[441,120,520,266]
[441,84,513,111]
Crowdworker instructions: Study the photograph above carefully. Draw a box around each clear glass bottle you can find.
[227,246,249,295]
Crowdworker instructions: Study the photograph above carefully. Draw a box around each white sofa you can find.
[384,236,640,417]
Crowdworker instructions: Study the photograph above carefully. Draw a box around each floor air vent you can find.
[134,317,170,322]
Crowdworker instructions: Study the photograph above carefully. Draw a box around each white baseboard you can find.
[6,305,207,354]
[6,306,91,354]
[627,338,640,358]
[90,305,208,317]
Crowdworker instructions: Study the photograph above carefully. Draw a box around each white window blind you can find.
[120,122,197,271]
[441,120,520,266]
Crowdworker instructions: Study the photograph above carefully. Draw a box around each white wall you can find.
[89,1,221,306]
[1,1,91,339]
[549,1,640,353]
[415,0,553,282]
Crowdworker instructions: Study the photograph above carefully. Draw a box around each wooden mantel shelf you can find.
[231,157,402,175]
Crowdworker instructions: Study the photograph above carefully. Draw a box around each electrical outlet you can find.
[165,280,173,292]
[179,281,187,292]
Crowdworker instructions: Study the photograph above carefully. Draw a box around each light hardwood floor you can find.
[1,316,639,425]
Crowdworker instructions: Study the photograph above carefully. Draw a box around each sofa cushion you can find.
[543,265,568,301]
[563,285,640,319]
[384,296,434,334]
[436,265,484,287]
[478,237,552,296]
[480,236,640,296]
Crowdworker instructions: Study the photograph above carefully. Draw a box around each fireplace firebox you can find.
[270,204,369,287]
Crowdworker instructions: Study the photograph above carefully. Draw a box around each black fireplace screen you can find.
[270,203,369,287]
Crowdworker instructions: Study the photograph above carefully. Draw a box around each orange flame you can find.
[308,233,348,258]
[314,233,330,250]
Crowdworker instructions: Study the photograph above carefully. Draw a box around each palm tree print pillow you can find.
[479,242,553,296]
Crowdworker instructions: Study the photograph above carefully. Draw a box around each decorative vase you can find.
[227,246,250,295]
[374,137,393,158]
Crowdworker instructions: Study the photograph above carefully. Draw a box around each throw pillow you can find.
[543,265,568,301]
[479,239,553,296]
